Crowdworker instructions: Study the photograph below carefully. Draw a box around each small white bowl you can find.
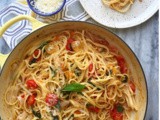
[27,0,66,16]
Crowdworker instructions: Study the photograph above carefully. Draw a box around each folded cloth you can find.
[0,0,90,49]
[0,2,32,49]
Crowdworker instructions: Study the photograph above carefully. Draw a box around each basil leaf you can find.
[62,83,85,92]
[117,105,124,113]
[32,108,41,119]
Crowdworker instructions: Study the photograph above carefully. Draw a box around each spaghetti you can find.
[102,0,134,13]
[5,30,138,120]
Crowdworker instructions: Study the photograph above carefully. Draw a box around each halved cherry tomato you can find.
[21,94,25,98]
[66,38,74,51]
[110,104,123,120]
[129,81,136,93]
[29,49,41,64]
[75,110,81,114]
[115,55,127,74]
[87,104,100,113]
[45,93,58,106]
[33,49,41,61]
[88,63,93,72]
[27,94,36,106]
[26,80,38,89]
[34,49,40,57]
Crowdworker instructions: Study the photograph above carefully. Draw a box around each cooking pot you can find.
[0,15,147,120]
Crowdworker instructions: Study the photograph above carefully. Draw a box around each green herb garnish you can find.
[88,81,95,87]
[77,91,83,95]
[69,114,74,119]
[121,75,128,83]
[50,112,59,120]
[55,100,61,110]
[74,67,82,76]
[106,70,112,76]
[62,91,71,100]
[88,81,101,90]
[62,83,85,92]
[38,41,50,49]
[86,103,92,107]
[53,116,59,120]
[117,105,124,113]
[50,67,56,78]
[29,58,37,65]
[32,108,41,119]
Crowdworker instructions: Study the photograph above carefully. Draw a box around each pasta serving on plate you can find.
[102,0,134,13]
[5,30,138,120]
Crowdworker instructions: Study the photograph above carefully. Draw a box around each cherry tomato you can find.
[33,49,41,61]
[87,105,100,113]
[34,49,40,56]
[88,63,93,72]
[129,81,136,93]
[66,38,74,51]
[75,110,81,114]
[115,55,127,74]
[27,94,36,106]
[29,49,41,64]
[45,93,58,106]
[110,105,123,120]
[26,80,38,89]
[21,94,25,98]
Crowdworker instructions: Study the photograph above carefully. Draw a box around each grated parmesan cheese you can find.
[35,0,64,13]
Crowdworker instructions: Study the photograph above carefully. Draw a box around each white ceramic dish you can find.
[80,0,158,28]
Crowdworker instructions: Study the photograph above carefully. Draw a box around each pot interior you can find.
[0,21,147,120]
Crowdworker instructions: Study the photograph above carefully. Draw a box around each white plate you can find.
[80,0,158,28]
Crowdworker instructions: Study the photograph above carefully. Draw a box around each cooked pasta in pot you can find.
[5,30,138,120]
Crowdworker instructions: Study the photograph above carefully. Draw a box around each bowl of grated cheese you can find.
[27,0,66,16]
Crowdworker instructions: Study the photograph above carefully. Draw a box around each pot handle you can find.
[0,15,46,36]
[0,54,9,70]
[0,15,46,69]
